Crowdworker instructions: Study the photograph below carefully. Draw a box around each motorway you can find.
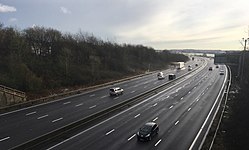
[0,58,227,150]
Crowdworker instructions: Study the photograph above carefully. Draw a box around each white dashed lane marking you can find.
[169,105,173,109]
[26,111,36,116]
[105,129,115,136]
[63,101,71,105]
[89,94,95,97]
[100,95,108,99]
[75,103,83,107]
[0,137,10,142]
[188,108,192,111]
[153,117,158,122]
[128,134,136,141]
[175,121,179,125]
[52,117,63,123]
[155,139,162,147]
[37,114,48,120]
[89,105,97,109]
[153,103,158,107]
[134,114,140,118]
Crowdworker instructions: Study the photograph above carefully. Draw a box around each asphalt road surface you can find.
[0,58,224,150]
[45,59,227,150]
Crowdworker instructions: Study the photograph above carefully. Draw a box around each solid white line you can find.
[175,121,179,125]
[89,105,96,109]
[155,139,162,146]
[188,108,192,112]
[47,65,208,149]
[189,67,227,150]
[153,117,158,122]
[153,103,158,107]
[134,114,140,118]
[75,103,83,107]
[0,137,10,142]
[105,129,115,136]
[63,101,71,105]
[26,111,37,116]
[128,134,136,141]
[52,117,63,123]
[37,114,48,120]
[169,105,173,109]
[196,98,200,102]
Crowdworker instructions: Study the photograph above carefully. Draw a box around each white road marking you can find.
[89,94,95,97]
[155,139,162,147]
[153,103,158,107]
[128,134,136,141]
[181,97,183,100]
[89,105,96,109]
[188,108,192,111]
[169,105,174,109]
[114,97,119,100]
[153,117,158,122]
[75,103,83,107]
[194,87,196,89]
[26,111,36,116]
[46,68,206,149]
[196,98,200,102]
[189,91,191,94]
[134,114,140,118]
[37,114,48,120]
[0,137,10,142]
[130,91,135,93]
[175,121,179,125]
[166,96,169,98]
[63,101,71,105]
[52,117,63,123]
[105,129,115,136]
[100,95,108,99]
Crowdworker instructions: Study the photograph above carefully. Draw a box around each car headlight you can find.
[145,134,150,137]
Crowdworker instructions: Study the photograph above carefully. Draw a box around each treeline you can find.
[0,24,188,96]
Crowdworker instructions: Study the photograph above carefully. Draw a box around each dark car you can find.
[168,74,176,80]
[137,122,159,141]
[209,67,213,71]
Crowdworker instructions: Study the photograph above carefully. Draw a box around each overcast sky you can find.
[1,0,249,50]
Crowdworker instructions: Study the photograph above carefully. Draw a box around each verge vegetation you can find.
[0,24,188,99]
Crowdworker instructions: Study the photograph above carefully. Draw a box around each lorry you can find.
[171,62,185,70]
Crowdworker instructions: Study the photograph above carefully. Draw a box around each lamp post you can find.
[240,38,249,84]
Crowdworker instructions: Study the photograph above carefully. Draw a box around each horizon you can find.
[1,0,249,50]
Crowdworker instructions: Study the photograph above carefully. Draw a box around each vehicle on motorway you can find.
[137,122,159,141]
[157,72,165,80]
[195,64,198,66]
[216,65,219,68]
[109,87,124,96]
[209,67,213,71]
[188,67,192,71]
[171,62,185,70]
[220,70,224,75]
[168,74,176,80]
